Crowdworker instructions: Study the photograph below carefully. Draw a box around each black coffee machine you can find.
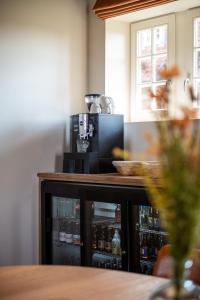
[63,113,124,174]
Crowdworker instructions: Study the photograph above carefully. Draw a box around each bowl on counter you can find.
[112,161,160,177]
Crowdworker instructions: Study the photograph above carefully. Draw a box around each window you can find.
[131,15,175,121]
[131,8,200,122]
[193,17,200,107]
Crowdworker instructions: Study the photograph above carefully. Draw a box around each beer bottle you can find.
[112,229,121,255]
[91,224,97,250]
[140,234,148,259]
[153,209,160,231]
[105,226,112,253]
[75,200,80,219]
[98,225,105,251]
[115,204,121,224]
[73,222,80,245]
[59,219,65,243]
[65,221,73,244]
[148,207,154,230]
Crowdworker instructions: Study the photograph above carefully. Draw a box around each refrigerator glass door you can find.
[138,205,168,275]
[86,201,123,271]
[52,196,81,265]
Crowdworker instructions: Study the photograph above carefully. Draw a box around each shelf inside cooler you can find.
[53,240,80,247]
[92,250,121,259]
[139,228,168,236]
[92,252,122,270]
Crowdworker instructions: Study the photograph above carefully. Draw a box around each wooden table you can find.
[0,266,167,300]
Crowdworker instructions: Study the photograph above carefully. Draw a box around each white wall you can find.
[105,20,130,120]
[0,0,87,265]
[88,0,105,94]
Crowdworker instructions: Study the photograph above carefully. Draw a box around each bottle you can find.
[112,229,121,255]
[147,234,153,260]
[98,225,105,251]
[140,234,148,259]
[92,224,97,250]
[65,221,73,244]
[91,202,95,219]
[115,204,121,224]
[75,200,80,219]
[153,209,160,231]
[148,207,154,230]
[149,234,157,260]
[105,226,112,253]
[140,206,145,228]
[59,219,65,243]
[73,222,80,245]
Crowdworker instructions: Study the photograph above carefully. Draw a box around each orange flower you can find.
[112,147,131,160]
[155,85,169,105]
[144,131,153,143]
[169,118,190,130]
[181,106,197,119]
[148,85,169,109]
[146,143,160,156]
[160,66,180,80]
[148,88,155,99]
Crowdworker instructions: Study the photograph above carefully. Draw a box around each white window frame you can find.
[174,8,200,111]
[131,14,175,122]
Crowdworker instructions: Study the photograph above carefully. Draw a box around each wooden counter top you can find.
[38,172,159,187]
[0,265,167,300]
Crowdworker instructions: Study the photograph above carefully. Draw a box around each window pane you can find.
[137,29,151,57]
[137,57,152,83]
[153,25,167,54]
[138,85,152,110]
[194,48,200,77]
[194,17,200,48]
[152,84,167,110]
[153,54,167,82]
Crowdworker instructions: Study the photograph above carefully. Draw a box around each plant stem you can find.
[174,260,184,300]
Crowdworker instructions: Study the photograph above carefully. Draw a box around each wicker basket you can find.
[112,161,160,177]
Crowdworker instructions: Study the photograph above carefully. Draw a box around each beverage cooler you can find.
[41,180,166,275]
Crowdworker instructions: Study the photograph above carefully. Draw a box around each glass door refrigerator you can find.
[81,186,128,271]
[130,204,168,275]
[41,181,82,266]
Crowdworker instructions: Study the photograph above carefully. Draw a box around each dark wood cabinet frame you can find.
[40,180,150,272]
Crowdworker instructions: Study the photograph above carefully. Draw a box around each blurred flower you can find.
[144,66,200,299]
[160,65,180,80]
[112,147,132,160]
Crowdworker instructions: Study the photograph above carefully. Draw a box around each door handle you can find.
[184,72,191,91]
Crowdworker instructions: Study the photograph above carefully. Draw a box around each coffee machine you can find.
[63,113,124,174]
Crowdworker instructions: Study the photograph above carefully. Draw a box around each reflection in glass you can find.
[138,57,152,83]
[194,17,200,48]
[153,55,167,82]
[153,25,168,54]
[137,29,151,57]
[194,49,200,77]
